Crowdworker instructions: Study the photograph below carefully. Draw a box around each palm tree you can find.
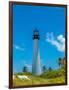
[48,67,52,71]
[23,66,28,72]
[42,65,46,72]
[58,58,62,68]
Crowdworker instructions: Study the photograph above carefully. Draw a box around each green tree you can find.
[42,65,46,72]
[58,58,62,67]
[23,66,28,72]
[48,67,52,71]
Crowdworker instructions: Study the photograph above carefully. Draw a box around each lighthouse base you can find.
[32,51,42,76]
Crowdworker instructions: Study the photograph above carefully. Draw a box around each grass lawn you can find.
[13,68,65,87]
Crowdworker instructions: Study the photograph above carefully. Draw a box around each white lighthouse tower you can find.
[32,30,42,75]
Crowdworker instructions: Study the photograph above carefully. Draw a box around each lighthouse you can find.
[32,30,42,75]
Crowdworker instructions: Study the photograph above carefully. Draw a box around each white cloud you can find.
[23,61,32,68]
[25,64,32,68]
[46,32,65,52]
[57,35,65,43]
[13,45,25,51]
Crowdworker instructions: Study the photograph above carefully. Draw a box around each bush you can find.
[40,67,65,79]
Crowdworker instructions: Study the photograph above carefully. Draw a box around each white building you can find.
[32,30,42,75]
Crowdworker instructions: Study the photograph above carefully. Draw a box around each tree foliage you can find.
[23,66,28,72]
[42,65,46,72]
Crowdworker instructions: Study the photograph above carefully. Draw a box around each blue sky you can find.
[13,4,65,73]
